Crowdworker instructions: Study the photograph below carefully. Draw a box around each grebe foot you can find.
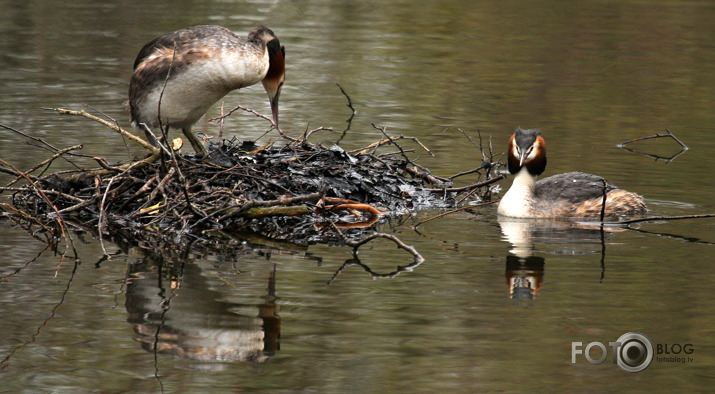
[181,128,209,158]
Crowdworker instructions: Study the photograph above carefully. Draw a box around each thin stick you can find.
[0,202,55,234]
[422,175,505,193]
[208,102,296,141]
[348,136,401,155]
[618,129,689,163]
[413,201,498,227]
[0,123,71,156]
[336,83,356,115]
[456,128,481,149]
[4,145,83,188]
[97,175,117,256]
[599,179,608,223]
[334,83,357,145]
[295,126,334,144]
[618,128,688,150]
[449,167,483,180]
[410,136,434,157]
[452,128,495,166]
[370,124,434,173]
[0,258,79,371]
[328,220,424,264]
[0,158,64,239]
[326,252,425,284]
[219,100,226,140]
[81,104,134,159]
[327,203,385,216]
[43,107,159,153]
[618,214,715,225]
[217,191,323,220]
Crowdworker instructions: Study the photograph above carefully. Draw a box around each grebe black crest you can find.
[497,128,647,218]
[128,25,285,156]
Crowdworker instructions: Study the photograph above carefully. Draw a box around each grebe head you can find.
[508,128,547,176]
[250,26,285,127]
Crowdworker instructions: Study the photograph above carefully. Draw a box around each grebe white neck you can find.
[497,167,537,218]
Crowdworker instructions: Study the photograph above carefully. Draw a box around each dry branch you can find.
[239,205,311,219]
[617,214,715,226]
[327,220,425,264]
[218,192,323,220]
[413,201,499,227]
[208,102,295,141]
[618,129,689,163]
[618,128,688,149]
[43,107,159,153]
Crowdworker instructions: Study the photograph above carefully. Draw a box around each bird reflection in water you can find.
[505,254,545,301]
[125,257,279,369]
[498,217,617,301]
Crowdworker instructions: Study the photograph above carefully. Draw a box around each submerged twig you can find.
[618,129,688,163]
[334,83,357,145]
[413,201,498,227]
[599,179,608,223]
[326,253,425,285]
[327,220,424,264]
[422,174,504,193]
[1,258,79,370]
[337,83,356,115]
[619,128,687,149]
[618,214,715,226]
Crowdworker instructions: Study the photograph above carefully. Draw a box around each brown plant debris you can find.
[0,100,503,251]
[0,133,497,248]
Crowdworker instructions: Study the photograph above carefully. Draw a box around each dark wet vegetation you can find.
[1,110,502,250]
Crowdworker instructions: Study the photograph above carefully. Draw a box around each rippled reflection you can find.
[125,250,280,369]
[498,217,616,300]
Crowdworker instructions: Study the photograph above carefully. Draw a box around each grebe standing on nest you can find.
[497,128,646,218]
[128,25,285,157]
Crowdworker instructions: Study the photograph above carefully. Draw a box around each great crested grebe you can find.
[128,25,285,156]
[497,128,647,218]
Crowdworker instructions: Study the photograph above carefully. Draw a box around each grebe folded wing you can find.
[535,172,617,203]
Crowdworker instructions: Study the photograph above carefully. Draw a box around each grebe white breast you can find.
[497,128,647,218]
[128,25,285,156]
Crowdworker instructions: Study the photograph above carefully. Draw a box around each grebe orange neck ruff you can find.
[497,128,646,218]
[128,25,285,157]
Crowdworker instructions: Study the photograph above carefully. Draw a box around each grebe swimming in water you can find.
[497,128,647,218]
[128,25,285,156]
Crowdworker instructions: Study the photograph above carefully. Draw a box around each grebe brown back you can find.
[497,128,647,218]
[128,25,285,156]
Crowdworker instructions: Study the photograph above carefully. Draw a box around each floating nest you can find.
[0,107,504,254]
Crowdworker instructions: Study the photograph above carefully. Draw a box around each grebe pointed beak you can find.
[270,87,281,126]
[518,151,528,167]
[262,78,282,127]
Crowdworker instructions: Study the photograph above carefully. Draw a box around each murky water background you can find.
[2,0,715,391]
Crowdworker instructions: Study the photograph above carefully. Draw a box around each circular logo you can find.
[616,332,653,373]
